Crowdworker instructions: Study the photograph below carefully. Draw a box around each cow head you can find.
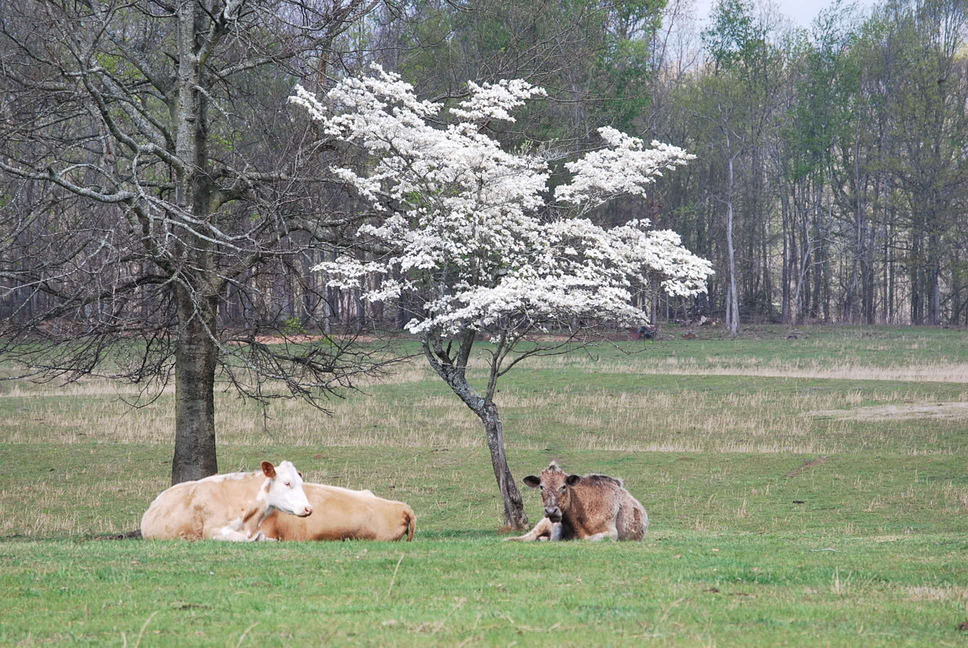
[522,461,581,522]
[260,461,313,517]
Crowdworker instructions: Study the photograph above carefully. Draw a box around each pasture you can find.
[1,325,966,646]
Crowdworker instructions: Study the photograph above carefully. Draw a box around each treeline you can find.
[2,0,966,333]
[659,0,968,327]
[354,0,968,328]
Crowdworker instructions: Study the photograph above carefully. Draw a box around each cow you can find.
[507,461,648,541]
[140,461,313,541]
[258,483,416,542]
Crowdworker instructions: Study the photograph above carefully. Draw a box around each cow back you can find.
[262,483,414,542]
[562,475,625,537]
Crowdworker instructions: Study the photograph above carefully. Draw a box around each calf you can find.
[140,461,312,541]
[259,483,415,542]
[508,461,648,541]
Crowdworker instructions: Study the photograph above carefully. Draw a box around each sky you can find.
[691,0,874,28]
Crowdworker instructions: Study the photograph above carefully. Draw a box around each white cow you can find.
[140,461,312,541]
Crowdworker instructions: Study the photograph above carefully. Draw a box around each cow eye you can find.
[559,485,566,492]
[538,484,544,490]
[284,482,292,487]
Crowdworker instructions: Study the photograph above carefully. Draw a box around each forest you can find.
[2,0,966,337]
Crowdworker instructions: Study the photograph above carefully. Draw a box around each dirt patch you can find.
[784,456,829,479]
[809,402,968,421]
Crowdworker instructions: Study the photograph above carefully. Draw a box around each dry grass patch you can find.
[0,472,156,537]
[520,356,968,383]
[941,483,968,513]
[0,362,438,446]
[3,398,175,444]
[350,361,429,387]
[809,402,968,421]
[0,378,172,399]
[5,376,962,455]
[784,456,830,478]
[493,387,959,454]
[905,586,968,601]
[0,361,427,399]
[2,337,964,455]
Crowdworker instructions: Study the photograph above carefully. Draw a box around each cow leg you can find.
[549,521,563,541]
[505,517,555,542]
[584,527,619,542]
[212,525,253,541]
[212,526,276,541]
[211,508,270,542]
[615,503,628,539]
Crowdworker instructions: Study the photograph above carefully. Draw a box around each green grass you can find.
[2,534,965,647]
[0,325,966,646]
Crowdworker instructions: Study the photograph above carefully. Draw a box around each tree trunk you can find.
[928,229,942,326]
[171,289,219,484]
[780,183,791,324]
[170,1,218,484]
[421,336,528,530]
[481,403,528,530]
[725,152,739,336]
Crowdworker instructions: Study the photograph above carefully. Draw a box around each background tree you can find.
[0,0,384,483]
[873,0,968,325]
[697,0,781,335]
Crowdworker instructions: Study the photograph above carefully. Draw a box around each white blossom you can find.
[293,69,713,337]
[449,79,547,123]
[555,127,696,214]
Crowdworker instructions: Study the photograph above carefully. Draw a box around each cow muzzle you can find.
[299,505,313,517]
[544,507,562,522]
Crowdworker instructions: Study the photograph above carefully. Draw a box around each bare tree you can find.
[0,0,384,483]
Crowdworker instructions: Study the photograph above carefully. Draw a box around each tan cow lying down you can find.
[141,461,313,541]
[258,483,416,542]
[508,461,648,542]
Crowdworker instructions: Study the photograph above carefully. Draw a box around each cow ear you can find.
[523,475,540,488]
[297,471,303,479]
[261,461,276,479]
[565,474,582,486]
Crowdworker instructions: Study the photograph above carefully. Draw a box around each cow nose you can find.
[302,505,313,517]
[545,507,560,517]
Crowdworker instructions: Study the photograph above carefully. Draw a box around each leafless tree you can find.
[0,0,385,483]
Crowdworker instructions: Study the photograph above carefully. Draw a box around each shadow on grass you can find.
[416,528,512,541]
[0,528,506,543]
[0,529,144,543]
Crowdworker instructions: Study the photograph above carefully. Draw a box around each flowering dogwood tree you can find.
[291,66,713,529]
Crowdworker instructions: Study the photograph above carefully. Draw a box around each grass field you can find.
[1,325,966,646]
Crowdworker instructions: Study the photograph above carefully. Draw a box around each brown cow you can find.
[508,461,648,541]
[140,461,312,541]
[259,483,416,542]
